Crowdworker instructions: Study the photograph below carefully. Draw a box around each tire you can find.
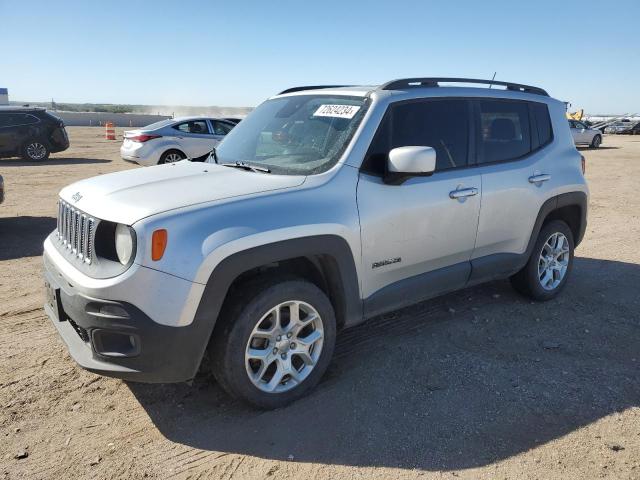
[510,220,575,301]
[590,134,601,148]
[210,278,336,409]
[21,140,50,161]
[158,149,185,164]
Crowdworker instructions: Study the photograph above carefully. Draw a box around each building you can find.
[0,88,8,105]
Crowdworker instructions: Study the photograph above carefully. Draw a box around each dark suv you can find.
[0,107,69,161]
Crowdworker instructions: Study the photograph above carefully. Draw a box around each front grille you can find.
[56,200,95,264]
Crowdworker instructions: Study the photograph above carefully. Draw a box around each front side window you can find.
[212,120,233,135]
[363,99,470,175]
[214,95,368,175]
[478,100,531,164]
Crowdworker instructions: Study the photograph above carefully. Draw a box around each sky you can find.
[1,0,638,113]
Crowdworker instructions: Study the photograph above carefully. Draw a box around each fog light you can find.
[92,329,140,357]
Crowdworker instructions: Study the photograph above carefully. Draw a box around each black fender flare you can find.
[526,191,588,255]
[185,235,362,377]
[469,191,588,284]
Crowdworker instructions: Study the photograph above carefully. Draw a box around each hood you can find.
[59,161,306,225]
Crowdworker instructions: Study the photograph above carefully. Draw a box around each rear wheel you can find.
[210,279,336,409]
[159,149,185,164]
[510,220,574,301]
[590,134,601,148]
[22,140,49,161]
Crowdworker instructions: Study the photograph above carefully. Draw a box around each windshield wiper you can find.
[220,161,271,173]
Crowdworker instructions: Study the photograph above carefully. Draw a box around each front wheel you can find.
[510,220,575,301]
[590,134,601,148]
[22,140,50,161]
[210,279,336,409]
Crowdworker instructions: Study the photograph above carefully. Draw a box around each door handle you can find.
[449,187,478,199]
[528,174,551,184]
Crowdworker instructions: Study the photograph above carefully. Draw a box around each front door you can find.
[172,120,218,158]
[357,98,481,317]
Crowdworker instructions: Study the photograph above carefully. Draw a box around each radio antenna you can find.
[488,72,497,89]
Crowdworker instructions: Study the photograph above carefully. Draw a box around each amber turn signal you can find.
[151,229,168,261]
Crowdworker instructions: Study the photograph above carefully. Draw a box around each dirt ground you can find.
[1,128,639,479]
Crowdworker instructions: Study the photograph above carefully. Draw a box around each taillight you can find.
[581,154,586,174]
[129,134,161,143]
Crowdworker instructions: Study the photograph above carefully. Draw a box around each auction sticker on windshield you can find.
[313,104,361,119]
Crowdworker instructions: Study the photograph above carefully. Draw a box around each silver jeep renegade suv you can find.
[43,78,588,408]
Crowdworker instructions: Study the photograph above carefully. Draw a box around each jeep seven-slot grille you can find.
[56,200,95,264]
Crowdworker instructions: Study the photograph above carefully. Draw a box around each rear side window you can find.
[363,99,470,174]
[174,120,210,134]
[0,113,39,127]
[477,100,530,164]
[530,102,553,148]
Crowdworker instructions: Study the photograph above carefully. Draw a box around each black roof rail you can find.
[278,85,354,95]
[379,77,549,96]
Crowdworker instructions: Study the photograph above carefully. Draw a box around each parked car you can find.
[44,78,588,409]
[622,121,640,134]
[0,106,69,160]
[569,120,602,148]
[0,174,4,204]
[605,121,640,134]
[120,117,236,166]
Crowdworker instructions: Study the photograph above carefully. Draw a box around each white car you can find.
[120,117,236,166]
[569,120,602,148]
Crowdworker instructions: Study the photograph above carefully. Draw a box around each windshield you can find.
[212,95,368,175]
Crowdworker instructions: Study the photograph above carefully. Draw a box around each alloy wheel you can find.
[538,232,570,290]
[26,142,47,160]
[245,300,324,393]
[164,153,183,163]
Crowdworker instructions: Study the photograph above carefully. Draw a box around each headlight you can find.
[115,224,135,265]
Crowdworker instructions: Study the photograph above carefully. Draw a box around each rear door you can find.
[357,98,481,314]
[470,99,555,280]
[172,120,217,157]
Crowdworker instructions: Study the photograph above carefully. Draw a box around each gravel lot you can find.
[1,128,639,479]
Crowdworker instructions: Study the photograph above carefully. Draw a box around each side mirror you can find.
[385,146,436,185]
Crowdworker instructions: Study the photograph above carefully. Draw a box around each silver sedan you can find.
[569,120,602,148]
[120,117,236,166]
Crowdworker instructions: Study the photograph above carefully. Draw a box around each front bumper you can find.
[43,241,211,383]
[50,127,70,153]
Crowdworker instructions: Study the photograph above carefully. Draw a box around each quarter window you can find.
[477,100,531,164]
[531,102,553,148]
[363,99,470,175]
